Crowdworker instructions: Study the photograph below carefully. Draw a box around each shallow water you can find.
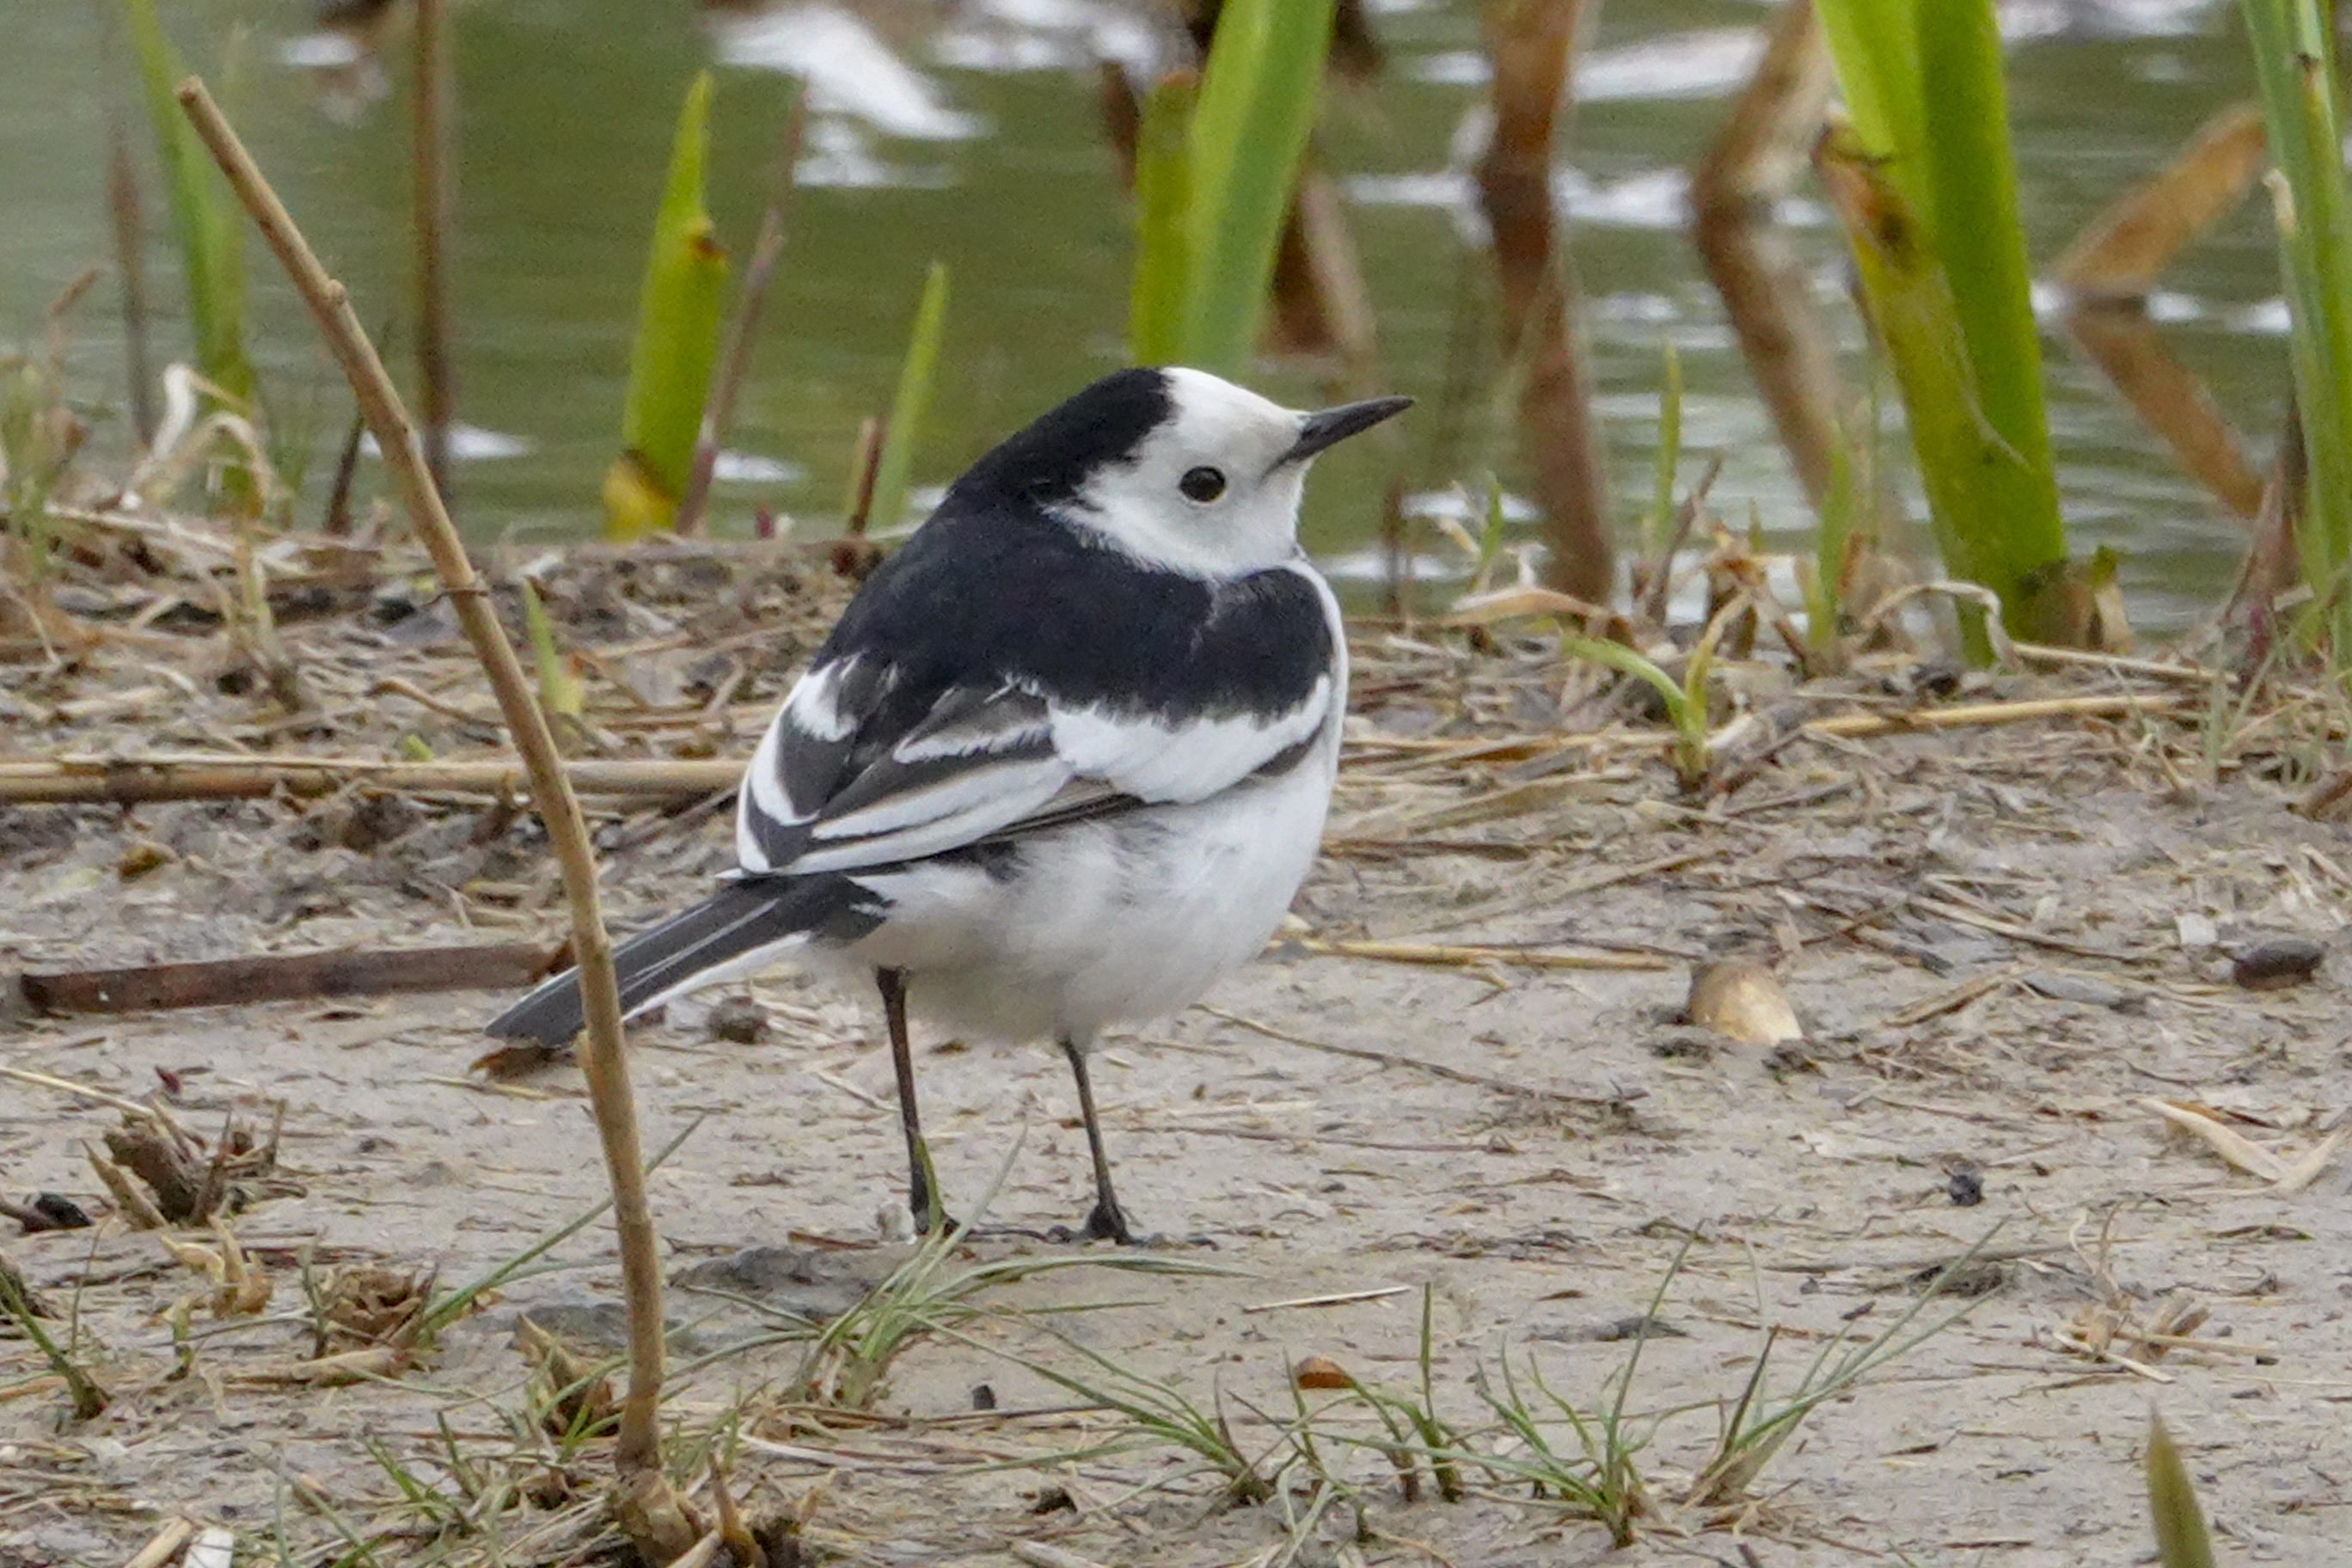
[0,0,2286,628]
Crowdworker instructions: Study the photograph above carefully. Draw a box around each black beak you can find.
[1282,395,1412,464]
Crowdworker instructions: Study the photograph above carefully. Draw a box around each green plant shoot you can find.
[1128,0,1335,372]
[1128,71,1198,364]
[606,70,728,542]
[1559,634,1709,791]
[125,0,254,410]
[1814,0,2068,648]
[518,578,584,727]
[2145,1414,2217,1568]
[1805,426,1859,661]
[866,261,951,538]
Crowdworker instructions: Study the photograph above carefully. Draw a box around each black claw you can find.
[1083,1197,1136,1245]
[910,1185,955,1238]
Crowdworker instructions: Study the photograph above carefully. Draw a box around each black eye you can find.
[1179,466,1227,503]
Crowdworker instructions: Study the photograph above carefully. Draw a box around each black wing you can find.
[734,503,1338,877]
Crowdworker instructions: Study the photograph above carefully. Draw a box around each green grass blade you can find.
[1807,427,1856,658]
[124,0,253,408]
[1181,0,1337,373]
[1558,635,1693,733]
[2239,0,2352,651]
[1645,340,1682,562]
[2145,1415,2217,1568]
[609,70,728,541]
[866,260,950,537]
[1128,71,1198,364]
[518,578,583,725]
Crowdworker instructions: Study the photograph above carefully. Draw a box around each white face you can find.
[1065,368,1318,576]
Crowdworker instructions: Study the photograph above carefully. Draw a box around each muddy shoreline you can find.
[6,540,2351,1566]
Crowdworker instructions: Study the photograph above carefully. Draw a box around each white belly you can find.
[842,745,1336,1043]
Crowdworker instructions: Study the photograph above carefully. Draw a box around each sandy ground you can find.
[6,561,2352,1565]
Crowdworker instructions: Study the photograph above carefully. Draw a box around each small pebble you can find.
[1292,1356,1352,1390]
[706,994,771,1044]
[1683,959,1803,1044]
[116,840,172,879]
[2232,935,2324,991]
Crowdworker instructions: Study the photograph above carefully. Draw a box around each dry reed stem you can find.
[2062,304,2264,520]
[1266,163,1380,373]
[0,755,742,805]
[172,76,683,1524]
[1,688,2193,811]
[122,1517,197,1568]
[1009,1544,1110,1568]
[2054,103,2265,301]
[1477,0,1610,602]
[410,0,455,500]
[2006,642,2224,684]
[1296,937,1665,972]
[0,1063,174,1124]
[2142,1098,2350,1191]
[2049,1329,2174,1381]
[1801,690,2190,738]
[1687,0,1841,507]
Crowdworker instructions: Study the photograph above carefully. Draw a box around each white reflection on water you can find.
[362,424,535,462]
[707,4,984,141]
[931,0,1162,77]
[1409,27,1766,103]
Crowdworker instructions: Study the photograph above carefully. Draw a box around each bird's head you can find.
[954,366,1410,576]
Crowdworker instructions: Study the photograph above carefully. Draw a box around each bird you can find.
[487,366,1409,1242]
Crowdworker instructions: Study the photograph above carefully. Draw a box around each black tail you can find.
[485,875,883,1045]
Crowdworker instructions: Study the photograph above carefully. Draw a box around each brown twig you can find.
[322,407,368,536]
[174,77,686,1531]
[840,414,885,538]
[677,94,806,537]
[19,942,558,1016]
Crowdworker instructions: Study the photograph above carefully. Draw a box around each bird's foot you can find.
[1045,1197,1139,1246]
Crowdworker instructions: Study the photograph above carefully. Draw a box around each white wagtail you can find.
[488,367,1409,1240]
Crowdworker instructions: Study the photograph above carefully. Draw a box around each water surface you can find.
[0,0,2286,628]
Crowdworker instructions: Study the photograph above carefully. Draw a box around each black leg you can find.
[1058,1032,1135,1244]
[875,968,945,1234]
